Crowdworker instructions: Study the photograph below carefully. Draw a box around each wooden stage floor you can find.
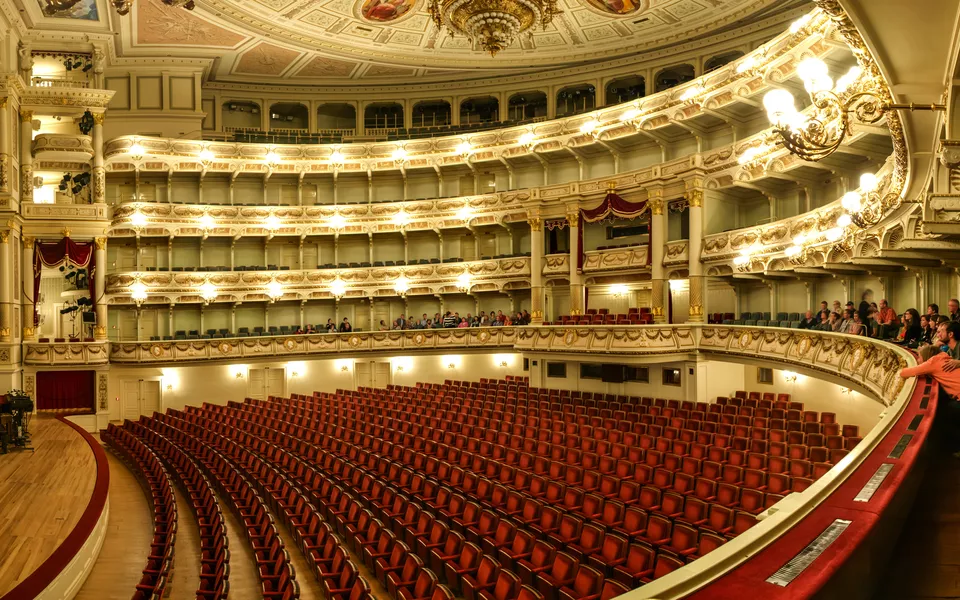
[0,415,97,597]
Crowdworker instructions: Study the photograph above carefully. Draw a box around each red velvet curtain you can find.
[36,371,95,411]
[33,238,97,325]
[580,192,648,223]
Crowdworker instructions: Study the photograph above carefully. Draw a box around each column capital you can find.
[0,97,7,109]
[19,109,33,123]
[684,188,704,208]
[91,111,105,125]
[649,197,665,215]
[22,235,34,249]
[527,216,542,231]
[0,230,8,244]
[565,209,580,225]
[95,236,107,250]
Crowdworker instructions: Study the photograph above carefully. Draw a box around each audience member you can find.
[848,312,867,336]
[378,320,389,331]
[876,298,900,339]
[900,343,960,457]
[950,298,960,322]
[818,301,829,320]
[919,314,934,345]
[799,310,818,329]
[897,308,923,346]
[325,318,336,333]
[338,317,352,333]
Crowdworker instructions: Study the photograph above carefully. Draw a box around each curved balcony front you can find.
[33,133,94,163]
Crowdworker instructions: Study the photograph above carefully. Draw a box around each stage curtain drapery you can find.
[32,238,97,325]
[36,370,95,411]
[576,192,650,272]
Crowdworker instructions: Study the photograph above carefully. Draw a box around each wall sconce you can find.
[329,150,345,166]
[265,150,280,165]
[456,141,473,157]
[392,147,407,164]
[330,278,347,300]
[442,355,462,370]
[610,284,628,298]
[130,280,148,307]
[199,214,216,231]
[456,273,472,293]
[266,280,284,302]
[264,214,281,231]
[499,361,508,367]
[328,214,347,230]
[198,148,215,163]
[493,354,513,368]
[394,276,410,297]
[231,365,247,379]
[782,370,800,383]
[457,206,474,223]
[288,362,305,379]
[518,131,537,148]
[840,387,853,395]
[334,359,353,372]
[393,357,413,373]
[579,119,600,136]
[128,142,145,161]
[130,209,148,229]
[199,281,218,304]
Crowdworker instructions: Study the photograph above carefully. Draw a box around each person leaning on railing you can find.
[900,338,960,458]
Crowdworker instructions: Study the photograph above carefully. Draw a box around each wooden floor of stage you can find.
[0,415,97,597]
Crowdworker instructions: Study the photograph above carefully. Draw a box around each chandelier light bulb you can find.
[610,284,628,297]
[841,191,863,213]
[579,120,599,134]
[456,141,472,156]
[129,142,145,158]
[736,56,758,74]
[824,227,843,242]
[763,89,798,127]
[518,132,537,146]
[789,14,812,34]
[837,213,852,228]
[330,278,347,298]
[793,233,807,245]
[859,173,879,193]
[265,150,280,164]
[395,276,410,295]
[392,148,407,162]
[392,210,409,226]
[457,273,472,290]
[198,149,215,162]
[329,150,344,164]
[785,245,802,257]
[680,85,703,102]
[265,214,281,231]
[266,280,283,300]
[457,206,474,222]
[733,255,750,266]
[797,58,831,93]
[834,66,863,93]
[619,108,641,122]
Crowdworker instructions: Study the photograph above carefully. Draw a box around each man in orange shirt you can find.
[877,298,899,339]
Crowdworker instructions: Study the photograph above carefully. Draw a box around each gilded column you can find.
[22,236,35,340]
[528,216,544,323]
[91,111,105,204]
[686,179,705,322]
[0,229,11,341]
[649,190,667,323]
[94,237,107,339]
[567,207,584,315]
[20,110,33,203]
[0,97,9,194]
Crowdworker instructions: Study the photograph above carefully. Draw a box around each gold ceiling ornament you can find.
[427,0,561,56]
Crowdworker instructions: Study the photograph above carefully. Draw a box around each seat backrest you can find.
[578,523,604,552]
[517,584,546,600]
[572,565,604,597]
[476,556,501,586]
[622,506,647,532]
[600,580,630,600]
[510,530,535,554]
[491,570,521,600]
[598,532,628,562]
[653,554,685,578]
[529,541,556,568]
[413,568,438,598]
[625,543,655,572]
[387,541,408,568]
[458,542,483,570]
[441,531,465,556]
[547,552,578,580]
[400,554,423,581]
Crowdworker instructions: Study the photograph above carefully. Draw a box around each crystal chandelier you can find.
[427,0,560,56]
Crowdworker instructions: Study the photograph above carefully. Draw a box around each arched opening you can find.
[269,103,308,131]
[413,100,452,128]
[316,103,357,132]
[705,51,745,72]
[460,97,499,126]
[221,101,261,132]
[507,91,547,122]
[556,84,596,117]
[364,102,404,131]
[654,64,696,92]
[605,75,646,106]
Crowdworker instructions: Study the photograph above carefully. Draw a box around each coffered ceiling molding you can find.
[292,55,359,78]
[233,42,303,76]
[135,0,247,47]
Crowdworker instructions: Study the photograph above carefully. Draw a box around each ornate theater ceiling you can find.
[29,0,809,82]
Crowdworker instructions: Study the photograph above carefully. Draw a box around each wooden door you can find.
[355,362,372,388]
[121,380,140,420]
[141,380,161,415]
[373,362,392,388]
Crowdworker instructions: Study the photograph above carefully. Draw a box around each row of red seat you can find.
[202,390,756,592]
[172,401,652,600]
[122,418,302,599]
[137,413,376,600]
[126,424,230,599]
[103,425,177,600]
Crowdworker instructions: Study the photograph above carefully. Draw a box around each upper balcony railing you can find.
[103,13,841,174]
[29,76,90,89]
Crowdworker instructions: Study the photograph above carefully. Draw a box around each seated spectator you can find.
[848,312,867,336]
[457,318,469,328]
[832,300,843,315]
[818,301,829,320]
[900,343,960,457]
[897,308,923,346]
[443,311,458,328]
[305,325,316,334]
[938,321,960,362]
[325,318,336,333]
[919,314,934,345]
[928,303,940,321]
[950,298,960,322]
[877,298,900,338]
[418,313,429,329]
[396,314,407,330]
[818,311,839,332]
[839,308,854,332]
[522,309,531,323]
[338,318,352,333]
[816,309,830,325]
[479,313,490,326]
[379,320,389,331]
[799,310,818,329]
[503,313,513,326]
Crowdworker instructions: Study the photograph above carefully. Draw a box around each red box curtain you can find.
[577,192,650,271]
[36,370,95,411]
[33,237,97,325]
